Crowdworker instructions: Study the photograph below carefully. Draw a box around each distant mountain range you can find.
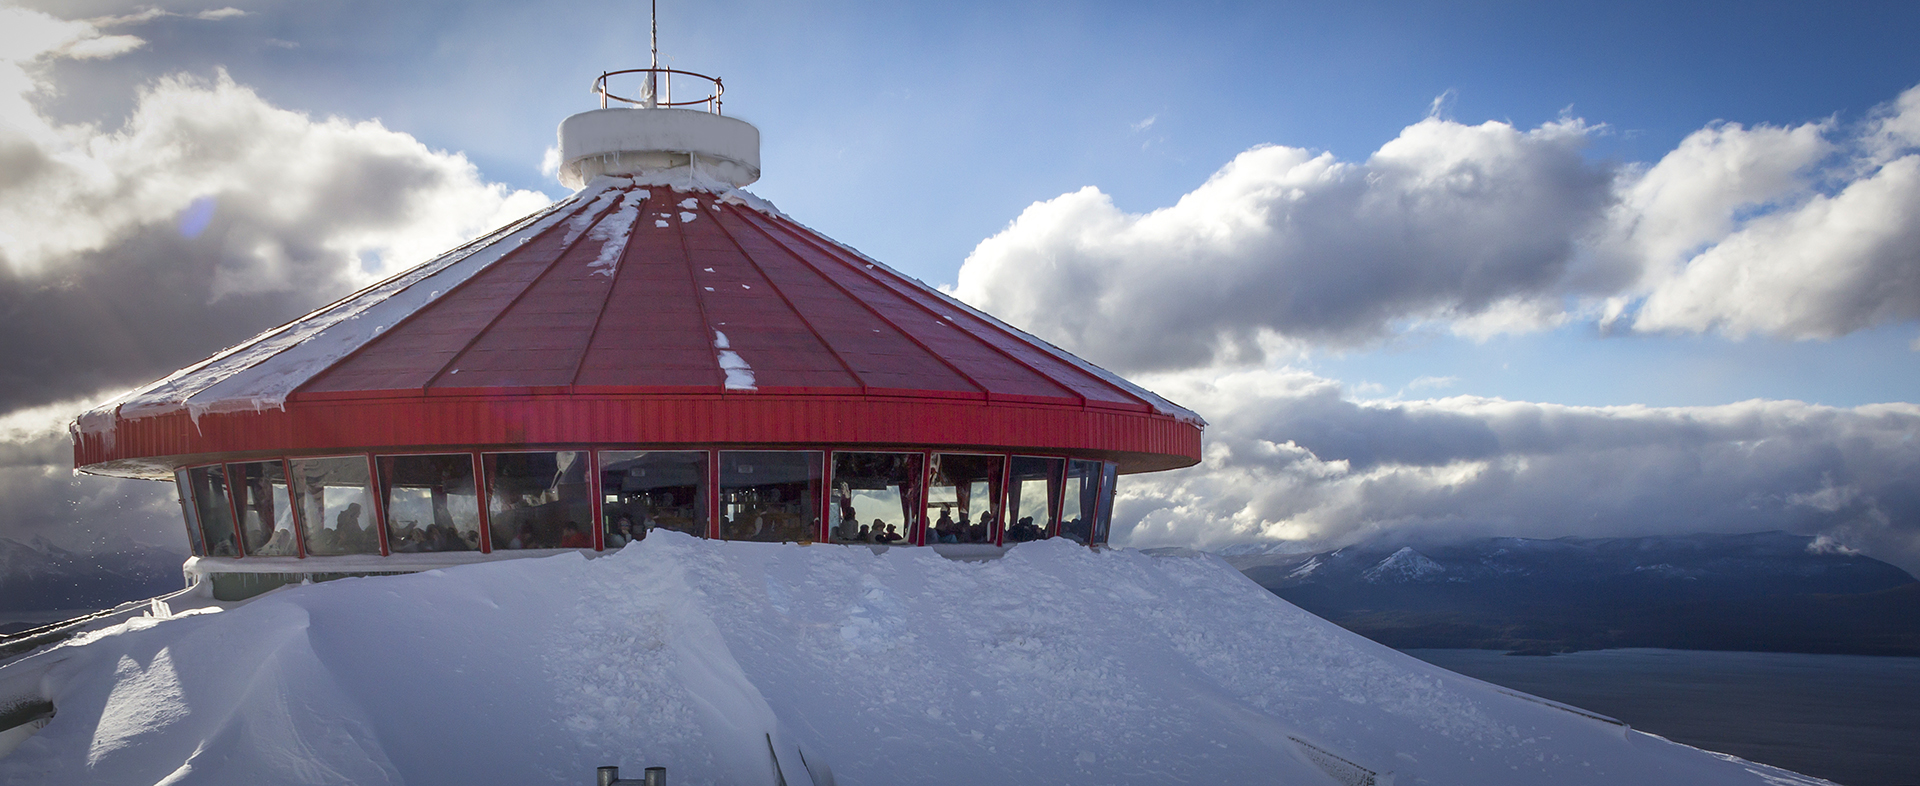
[0,536,186,627]
[1226,532,1920,656]
[8,531,1917,656]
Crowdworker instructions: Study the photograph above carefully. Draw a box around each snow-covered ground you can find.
[0,534,1829,785]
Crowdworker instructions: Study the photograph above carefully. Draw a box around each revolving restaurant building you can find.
[70,68,1204,600]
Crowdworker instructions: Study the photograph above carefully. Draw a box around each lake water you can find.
[1402,648,1920,786]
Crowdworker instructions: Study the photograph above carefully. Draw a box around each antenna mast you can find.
[644,0,660,108]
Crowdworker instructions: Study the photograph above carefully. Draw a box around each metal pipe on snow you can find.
[595,765,667,786]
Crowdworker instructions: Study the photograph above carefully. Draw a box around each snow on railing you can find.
[594,68,724,114]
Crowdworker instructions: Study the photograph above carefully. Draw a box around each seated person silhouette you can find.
[508,522,539,549]
[336,503,365,542]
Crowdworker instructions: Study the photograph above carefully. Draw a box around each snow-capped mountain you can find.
[0,537,184,616]
[1228,532,1920,655]
[1361,546,1448,583]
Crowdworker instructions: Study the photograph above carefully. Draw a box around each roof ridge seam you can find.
[705,200,868,396]
[740,208,1076,406]
[101,188,597,423]
[675,190,725,392]
[782,215,1201,424]
[425,188,632,391]
[568,189,654,389]
[299,190,613,399]
[721,204,996,399]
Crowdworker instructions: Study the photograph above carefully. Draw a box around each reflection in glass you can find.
[174,469,208,557]
[291,456,379,556]
[485,451,593,550]
[1058,459,1102,544]
[1092,461,1119,545]
[378,454,481,553]
[927,453,1004,545]
[188,465,238,557]
[600,450,707,545]
[230,461,298,556]
[1006,456,1064,543]
[720,451,821,542]
[830,452,923,544]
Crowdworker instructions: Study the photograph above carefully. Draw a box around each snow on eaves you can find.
[73,183,608,431]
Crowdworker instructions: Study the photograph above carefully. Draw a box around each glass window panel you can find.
[173,469,208,557]
[927,453,1004,545]
[188,465,238,557]
[829,452,923,545]
[231,461,298,557]
[378,454,481,553]
[719,451,821,543]
[485,451,593,550]
[1058,459,1102,545]
[599,450,708,545]
[1093,462,1119,546]
[291,456,380,556]
[1006,456,1064,544]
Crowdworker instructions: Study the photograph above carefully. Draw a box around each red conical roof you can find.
[72,177,1202,478]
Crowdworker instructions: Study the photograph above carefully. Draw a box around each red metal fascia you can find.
[77,394,1202,474]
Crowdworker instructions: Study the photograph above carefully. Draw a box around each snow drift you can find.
[0,535,1829,785]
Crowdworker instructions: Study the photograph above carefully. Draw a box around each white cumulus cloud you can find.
[954,85,1920,373]
[953,117,1611,371]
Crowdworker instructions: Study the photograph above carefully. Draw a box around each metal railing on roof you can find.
[594,68,724,114]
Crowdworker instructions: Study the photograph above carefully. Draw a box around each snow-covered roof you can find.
[72,176,1201,478]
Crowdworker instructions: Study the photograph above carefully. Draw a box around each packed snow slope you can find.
[1,535,1829,785]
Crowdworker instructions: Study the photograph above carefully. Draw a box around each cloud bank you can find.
[953,85,1920,372]
[1118,368,1920,575]
[950,84,1920,572]
[0,5,548,557]
[0,5,550,412]
[0,396,179,554]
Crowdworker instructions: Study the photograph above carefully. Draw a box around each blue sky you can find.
[68,0,1910,408]
[3,0,1918,570]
